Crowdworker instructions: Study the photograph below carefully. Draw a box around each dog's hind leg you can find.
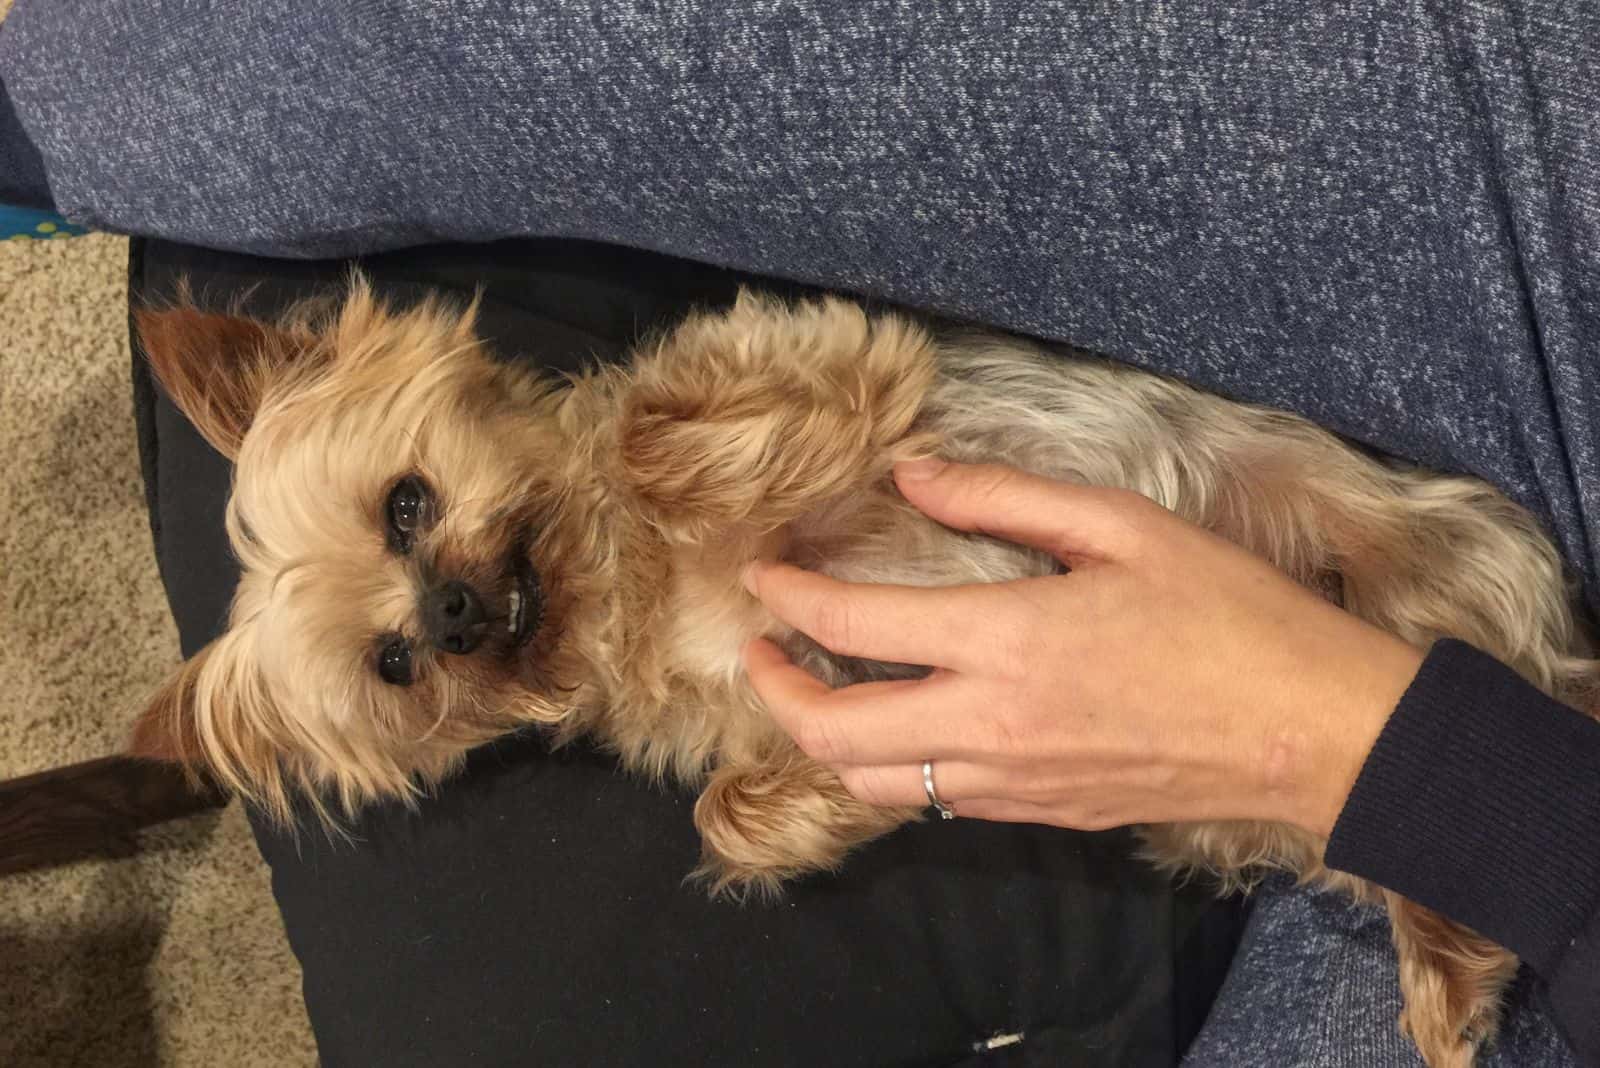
[1385,894,1518,1068]
[614,290,939,543]
[1280,461,1593,1062]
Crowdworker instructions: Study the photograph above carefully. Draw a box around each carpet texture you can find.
[0,232,316,1065]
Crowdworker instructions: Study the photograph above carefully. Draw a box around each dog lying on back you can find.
[132,281,1597,1067]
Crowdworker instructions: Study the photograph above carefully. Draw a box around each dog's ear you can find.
[128,642,217,771]
[135,303,305,459]
[128,634,287,816]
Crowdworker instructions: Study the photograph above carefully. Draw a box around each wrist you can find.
[1286,622,1426,839]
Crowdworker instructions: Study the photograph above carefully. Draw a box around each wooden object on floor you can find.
[0,756,227,876]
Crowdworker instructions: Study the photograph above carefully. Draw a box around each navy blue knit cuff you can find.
[0,74,52,210]
[1326,639,1600,976]
[1547,901,1600,1063]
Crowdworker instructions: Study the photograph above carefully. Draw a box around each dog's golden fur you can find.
[132,281,1598,1067]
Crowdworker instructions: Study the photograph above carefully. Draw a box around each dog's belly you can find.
[772,343,1246,686]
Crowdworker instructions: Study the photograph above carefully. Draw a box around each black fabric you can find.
[129,237,1244,1068]
[0,75,50,210]
[1327,639,1600,1064]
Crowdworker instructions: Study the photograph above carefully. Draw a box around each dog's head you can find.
[131,280,599,822]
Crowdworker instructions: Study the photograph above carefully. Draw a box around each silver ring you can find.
[922,760,956,820]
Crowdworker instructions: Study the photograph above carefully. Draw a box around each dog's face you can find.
[131,283,595,820]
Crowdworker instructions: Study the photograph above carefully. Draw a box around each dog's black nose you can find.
[424,580,488,655]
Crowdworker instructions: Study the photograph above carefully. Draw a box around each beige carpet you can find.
[0,234,317,1065]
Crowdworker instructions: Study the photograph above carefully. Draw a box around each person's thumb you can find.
[892,459,1148,563]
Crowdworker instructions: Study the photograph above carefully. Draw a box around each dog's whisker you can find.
[415,696,453,745]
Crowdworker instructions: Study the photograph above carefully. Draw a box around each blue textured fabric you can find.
[2,1,1597,615]
[1183,876,1578,1067]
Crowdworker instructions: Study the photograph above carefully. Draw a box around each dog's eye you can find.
[385,476,432,553]
[376,637,414,686]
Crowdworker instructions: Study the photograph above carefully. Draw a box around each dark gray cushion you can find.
[129,236,1244,1068]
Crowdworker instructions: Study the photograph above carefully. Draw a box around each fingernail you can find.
[741,562,763,595]
[896,457,947,481]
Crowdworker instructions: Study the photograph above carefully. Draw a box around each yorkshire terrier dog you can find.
[132,281,1595,1067]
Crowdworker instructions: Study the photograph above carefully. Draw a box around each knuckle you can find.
[795,714,851,764]
[1049,803,1088,830]
[1080,809,1119,832]
[838,766,894,807]
[975,697,1032,757]
[1002,622,1050,688]
[1012,773,1055,804]
[995,622,1040,683]
[984,588,1047,680]
[1052,797,1118,831]
[808,594,858,653]
[1098,487,1162,551]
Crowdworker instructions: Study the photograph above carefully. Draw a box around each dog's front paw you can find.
[691,758,911,901]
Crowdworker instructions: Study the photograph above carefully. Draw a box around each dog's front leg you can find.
[613,291,939,544]
[691,753,915,900]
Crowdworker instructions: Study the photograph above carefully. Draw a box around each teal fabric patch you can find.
[0,205,89,240]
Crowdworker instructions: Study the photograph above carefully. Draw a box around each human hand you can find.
[742,459,1426,839]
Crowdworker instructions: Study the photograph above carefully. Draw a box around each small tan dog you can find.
[132,281,1595,1067]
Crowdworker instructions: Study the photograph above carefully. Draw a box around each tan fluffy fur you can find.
[132,281,1599,1067]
